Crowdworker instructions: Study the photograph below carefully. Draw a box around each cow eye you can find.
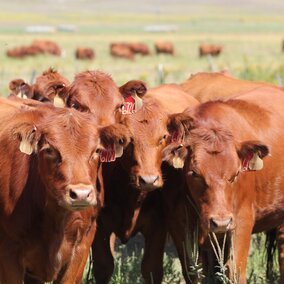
[188,170,200,178]
[42,146,61,164]
[71,103,80,110]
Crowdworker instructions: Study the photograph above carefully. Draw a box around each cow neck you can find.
[20,155,72,280]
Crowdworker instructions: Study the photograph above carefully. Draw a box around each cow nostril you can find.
[69,189,78,200]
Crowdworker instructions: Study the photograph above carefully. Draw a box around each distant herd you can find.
[6,39,225,60]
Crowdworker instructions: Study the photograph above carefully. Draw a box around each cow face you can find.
[33,68,70,105]
[62,71,147,127]
[163,115,269,240]
[9,79,34,99]
[13,106,129,211]
[120,101,170,191]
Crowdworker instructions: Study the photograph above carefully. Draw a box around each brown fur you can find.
[164,87,284,283]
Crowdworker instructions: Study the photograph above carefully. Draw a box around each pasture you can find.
[0,0,284,282]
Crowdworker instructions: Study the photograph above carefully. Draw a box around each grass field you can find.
[1,1,284,283]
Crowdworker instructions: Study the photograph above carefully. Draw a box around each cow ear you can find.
[162,142,188,169]
[238,140,269,171]
[167,112,194,143]
[119,80,147,114]
[98,124,131,162]
[9,79,33,99]
[52,84,66,108]
[13,123,41,155]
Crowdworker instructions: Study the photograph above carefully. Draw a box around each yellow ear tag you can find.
[173,156,184,169]
[249,153,263,171]
[54,95,65,108]
[19,139,33,155]
[115,143,123,158]
[17,92,27,99]
[133,93,143,112]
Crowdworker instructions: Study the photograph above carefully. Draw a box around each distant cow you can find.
[110,43,134,60]
[199,44,223,57]
[75,47,95,60]
[128,42,150,55]
[6,45,43,58]
[31,40,61,56]
[155,41,174,55]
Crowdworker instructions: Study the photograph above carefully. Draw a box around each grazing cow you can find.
[180,72,284,103]
[75,47,95,60]
[31,40,61,56]
[128,42,150,55]
[0,100,130,283]
[91,83,199,283]
[110,43,134,60]
[199,44,223,57]
[6,45,43,58]
[8,68,70,105]
[155,41,174,55]
[163,86,284,283]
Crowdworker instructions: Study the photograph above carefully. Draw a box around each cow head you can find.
[61,70,147,126]
[33,68,70,105]
[163,112,270,241]
[9,79,34,99]
[12,106,130,211]
[116,99,172,191]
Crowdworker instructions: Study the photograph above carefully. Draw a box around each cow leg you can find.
[141,225,167,284]
[92,225,114,284]
[277,225,284,283]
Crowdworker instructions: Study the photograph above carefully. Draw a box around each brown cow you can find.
[60,70,146,126]
[6,45,43,58]
[31,39,61,56]
[128,42,150,55]
[91,83,199,283]
[180,71,284,103]
[199,44,223,57]
[75,47,95,60]
[163,86,284,283]
[155,41,174,55]
[110,43,134,60]
[8,68,70,105]
[0,100,129,283]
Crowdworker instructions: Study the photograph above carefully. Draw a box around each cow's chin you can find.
[58,199,95,211]
[138,184,161,192]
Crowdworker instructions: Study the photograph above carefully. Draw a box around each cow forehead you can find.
[38,109,99,150]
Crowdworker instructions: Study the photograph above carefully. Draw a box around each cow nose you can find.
[68,186,97,207]
[139,175,159,185]
[210,216,233,233]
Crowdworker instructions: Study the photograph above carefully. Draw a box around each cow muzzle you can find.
[65,184,97,210]
[138,175,161,191]
[209,215,233,233]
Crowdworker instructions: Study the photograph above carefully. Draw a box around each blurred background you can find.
[1,1,284,282]
[1,0,284,95]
